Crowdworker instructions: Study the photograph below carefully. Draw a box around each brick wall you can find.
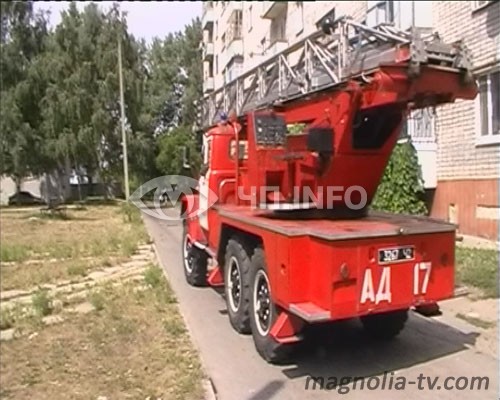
[433,1,500,180]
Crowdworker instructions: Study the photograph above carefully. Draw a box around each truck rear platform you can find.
[216,206,455,323]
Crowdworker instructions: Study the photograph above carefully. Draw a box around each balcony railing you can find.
[203,77,214,93]
[224,39,243,69]
[267,39,288,56]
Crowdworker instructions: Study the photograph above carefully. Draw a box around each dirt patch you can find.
[1,205,204,399]
[439,297,499,358]
[0,266,204,400]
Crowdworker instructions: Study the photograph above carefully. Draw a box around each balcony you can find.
[202,4,214,30]
[261,1,287,19]
[203,77,214,93]
[267,40,288,56]
[223,13,243,68]
[203,42,214,61]
[401,108,437,189]
[224,39,243,69]
[225,2,243,13]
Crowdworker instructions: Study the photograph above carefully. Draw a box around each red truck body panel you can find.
[212,206,455,320]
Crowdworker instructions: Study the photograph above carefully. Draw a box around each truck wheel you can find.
[224,238,251,334]
[360,309,409,340]
[249,248,290,364]
[182,224,208,287]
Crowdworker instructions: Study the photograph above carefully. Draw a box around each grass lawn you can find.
[0,203,149,291]
[456,246,499,298]
[0,203,204,400]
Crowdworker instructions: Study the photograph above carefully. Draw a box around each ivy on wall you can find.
[371,140,428,215]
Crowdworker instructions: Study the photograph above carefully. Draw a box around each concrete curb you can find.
[145,214,218,400]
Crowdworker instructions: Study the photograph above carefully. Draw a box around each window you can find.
[221,33,226,50]
[225,57,243,83]
[476,70,500,145]
[270,12,287,43]
[227,10,243,43]
[229,139,248,160]
[403,108,436,143]
[366,1,394,27]
[202,136,212,165]
[297,1,304,36]
[247,5,253,32]
[392,1,432,31]
[215,55,218,74]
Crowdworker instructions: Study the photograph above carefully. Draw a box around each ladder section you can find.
[201,16,472,129]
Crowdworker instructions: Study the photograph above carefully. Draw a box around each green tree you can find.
[143,18,203,182]
[155,126,201,177]
[40,3,149,195]
[178,18,203,128]
[143,33,184,133]
[0,1,203,200]
[371,140,428,215]
[0,1,50,191]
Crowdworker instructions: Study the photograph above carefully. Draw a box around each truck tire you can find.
[224,238,252,334]
[182,223,208,287]
[249,248,290,364]
[360,309,409,340]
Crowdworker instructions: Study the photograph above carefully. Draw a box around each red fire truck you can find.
[180,15,477,363]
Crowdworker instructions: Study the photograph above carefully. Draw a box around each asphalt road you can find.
[143,213,499,400]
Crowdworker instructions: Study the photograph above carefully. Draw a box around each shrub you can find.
[0,308,15,330]
[371,140,427,215]
[88,290,106,311]
[120,202,142,224]
[144,265,163,288]
[32,289,53,317]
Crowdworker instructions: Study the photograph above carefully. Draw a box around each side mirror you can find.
[181,146,191,169]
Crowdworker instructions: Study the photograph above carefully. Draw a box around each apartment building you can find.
[431,1,499,241]
[201,1,499,241]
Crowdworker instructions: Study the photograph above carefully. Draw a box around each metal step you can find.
[289,302,331,322]
[201,16,472,130]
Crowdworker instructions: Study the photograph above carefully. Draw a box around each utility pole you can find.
[118,15,130,200]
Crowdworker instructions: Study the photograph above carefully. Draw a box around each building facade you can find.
[431,0,499,241]
[201,0,499,241]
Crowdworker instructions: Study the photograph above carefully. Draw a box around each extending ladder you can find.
[200,15,472,130]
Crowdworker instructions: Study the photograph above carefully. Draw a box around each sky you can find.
[34,1,202,43]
